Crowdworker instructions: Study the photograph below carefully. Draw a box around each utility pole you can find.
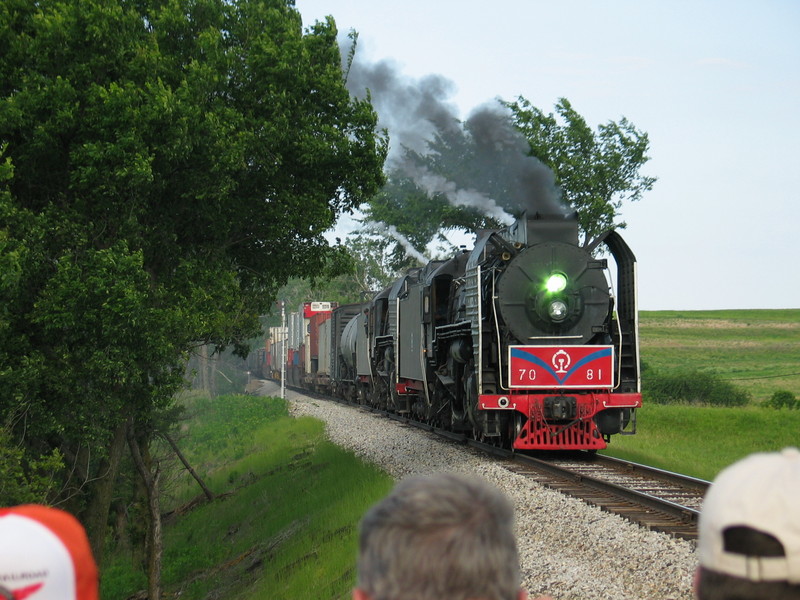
[280,300,286,400]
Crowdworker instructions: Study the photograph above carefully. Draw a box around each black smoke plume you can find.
[345,46,566,219]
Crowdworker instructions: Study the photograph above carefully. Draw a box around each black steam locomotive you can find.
[266,211,641,451]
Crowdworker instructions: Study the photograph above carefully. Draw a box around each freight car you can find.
[265,211,641,451]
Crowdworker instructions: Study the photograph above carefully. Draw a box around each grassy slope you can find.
[101,393,393,600]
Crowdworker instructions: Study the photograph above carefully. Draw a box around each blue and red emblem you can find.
[509,345,615,389]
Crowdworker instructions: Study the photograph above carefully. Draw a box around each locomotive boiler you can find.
[268,210,641,451]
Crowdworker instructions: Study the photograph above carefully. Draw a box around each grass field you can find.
[600,403,800,481]
[600,309,800,479]
[639,309,800,402]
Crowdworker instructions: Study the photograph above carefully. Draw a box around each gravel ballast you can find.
[258,381,698,600]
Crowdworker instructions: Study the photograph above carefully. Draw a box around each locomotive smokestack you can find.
[522,211,579,245]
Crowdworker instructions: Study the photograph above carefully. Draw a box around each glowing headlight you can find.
[545,272,568,293]
[548,300,568,322]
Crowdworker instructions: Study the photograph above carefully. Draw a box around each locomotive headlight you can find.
[548,299,568,322]
[545,272,568,293]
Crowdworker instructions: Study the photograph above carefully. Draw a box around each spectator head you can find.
[0,505,98,600]
[354,472,527,600]
[695,447,800,600]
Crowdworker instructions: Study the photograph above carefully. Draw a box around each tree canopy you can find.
[0,0,386,573]
[358,97,655,264]
[506,96,656,245]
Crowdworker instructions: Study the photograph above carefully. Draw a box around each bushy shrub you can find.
[0,426,64,505]
[643,370,750,407]
[762,390,798,410]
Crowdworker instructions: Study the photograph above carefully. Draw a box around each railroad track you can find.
[277,383,709,541]
[501,452,707,540]
[380,409,709,541]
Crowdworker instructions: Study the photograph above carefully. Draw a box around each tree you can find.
[0,0,385,592]
[363,108,528,266]
[342,230,408,292]
[506,96,656,245]
[363,170,491,270]
[360,98,655,255]
[272,237,396,327]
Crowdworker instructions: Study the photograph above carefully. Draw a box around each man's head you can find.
[695,447,800,600]
[0,504,98,600]
[354,472,526,600]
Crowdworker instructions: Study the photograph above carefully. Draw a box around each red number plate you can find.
[509,345,615,389]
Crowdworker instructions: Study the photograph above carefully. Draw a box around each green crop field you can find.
[638,309,800,402]
[601,403,800,480]
[600,309,800,479]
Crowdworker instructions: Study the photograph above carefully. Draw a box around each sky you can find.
[296,0,800,311]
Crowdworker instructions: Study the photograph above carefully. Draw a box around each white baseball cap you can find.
[0,505,98,600]
[698,447,800,584]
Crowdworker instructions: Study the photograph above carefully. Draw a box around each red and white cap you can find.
[0,505,98,600]
[698,447,800,584]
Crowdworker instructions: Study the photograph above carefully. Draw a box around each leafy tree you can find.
[342,229,407,292]
[0,425,64,506]
[763,390,798,410]
[362,97,655,256]
[0,0,385,590]
[507,96,656,245]
[273,235,397,324]
[363,112,523,267]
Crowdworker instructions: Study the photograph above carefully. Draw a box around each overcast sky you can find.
[296,0,800,311]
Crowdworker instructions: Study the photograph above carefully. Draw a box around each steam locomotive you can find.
[261,211,641,451]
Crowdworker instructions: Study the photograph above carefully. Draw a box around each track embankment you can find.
[258,380,698,600]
